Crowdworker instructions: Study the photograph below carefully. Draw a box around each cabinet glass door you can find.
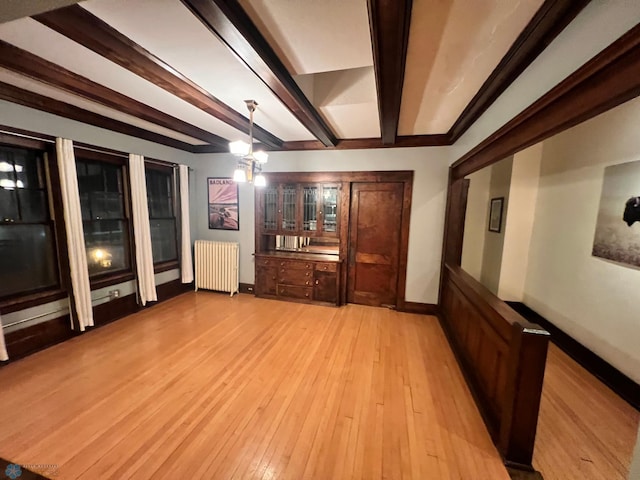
[322,186,338,233]
[262,186,277,231]
[302,185,318,232]
[282,184,297,231]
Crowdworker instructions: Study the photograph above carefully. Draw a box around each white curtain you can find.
[129,154,157,305]
[0,314,8,361]
[179,165,194,283]
[56,138,94,331]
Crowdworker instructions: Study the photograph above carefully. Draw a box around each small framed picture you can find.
[488,197,504,233]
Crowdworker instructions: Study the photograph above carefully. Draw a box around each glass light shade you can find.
[253,150,269,163]
[254,174,266,187]
[229,140,250,156]
[233,167,247,183]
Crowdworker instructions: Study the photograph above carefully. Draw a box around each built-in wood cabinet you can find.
[255,174,345,306]
[254,253,341,306]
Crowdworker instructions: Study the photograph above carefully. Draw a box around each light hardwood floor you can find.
[533,344,639,480]
[0,293,638,480]
[0,292,510,479]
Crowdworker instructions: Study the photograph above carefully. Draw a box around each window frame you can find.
[74,149,135,290]
[0,135,68,314]
[145,162,179,273]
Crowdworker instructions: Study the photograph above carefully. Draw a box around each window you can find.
[0,145,59,298]
[146,166,178,264]
[76,158,131,277]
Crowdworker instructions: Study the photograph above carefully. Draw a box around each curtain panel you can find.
[0,314,8,361]
[56,138,94,331]
[179,165,194,284]
[129,154,157,305]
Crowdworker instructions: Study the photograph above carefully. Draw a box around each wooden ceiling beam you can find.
[368,0,413,145]
[0,40,229,149]
[447,0,591,143]
[0,81,199,152]
[180,0,338,147]
[33,5,283,149]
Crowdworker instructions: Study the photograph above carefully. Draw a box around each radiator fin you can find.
[194,240,239,296]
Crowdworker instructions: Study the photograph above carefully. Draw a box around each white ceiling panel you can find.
[81,0,316,142]
[240,0,373,76]
[0,68,206,144]
[399,0,544,135]
[319,103,380,139]
[0,17,258,144]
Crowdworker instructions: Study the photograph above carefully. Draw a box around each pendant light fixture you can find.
[230,100,268,186]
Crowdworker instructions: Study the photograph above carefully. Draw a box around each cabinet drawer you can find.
[277,285,313,300]
[257,257,274,267]
[277,260,313,270]
[279,268,313,286]
[314,262,337,273]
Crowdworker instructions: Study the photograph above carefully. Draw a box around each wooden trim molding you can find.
[397,302,438,315]
[33,5,283,149]
[447,0,590,143]
[0,81,197,151]
[367,0,413,145]
[0,40,229,148]
[4,314,74,362]
[451,22,640,179]
[508,302,640,411]
[180,0,337,147]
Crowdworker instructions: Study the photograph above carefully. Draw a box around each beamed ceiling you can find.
[0,0,589,153]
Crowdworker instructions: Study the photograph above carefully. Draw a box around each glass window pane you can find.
[17,190,48,222]
[14,150,44,189]
[0,225,58,297]
[323,186,338,232]
[150,219,177,263]
[84,219,130,276]
[303,186,318,231]
[90,192,124,219]
[282,185,297,231]
[263,186,277,230]
[146,169,173,218]
[0,187,18,221]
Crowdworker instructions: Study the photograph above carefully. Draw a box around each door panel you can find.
[348,182,404,307]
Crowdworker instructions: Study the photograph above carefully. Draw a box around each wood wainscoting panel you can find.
[0,293,511,480]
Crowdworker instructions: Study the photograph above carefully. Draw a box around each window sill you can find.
[0,289,68,315]
[90,271,135,290]
[154,260,179,274]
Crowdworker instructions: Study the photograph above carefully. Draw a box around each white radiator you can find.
[194,240,239,296]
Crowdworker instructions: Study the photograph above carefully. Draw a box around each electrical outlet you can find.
[109,289,120,300]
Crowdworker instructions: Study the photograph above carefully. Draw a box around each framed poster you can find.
[488,197,504,233]
[592,160,640,267]
[208,177,239,230]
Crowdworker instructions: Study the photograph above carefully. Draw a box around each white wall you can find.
[461,167,491,281]
[524,96,640,383]
[498,144,543,301]
[189,147,451,304]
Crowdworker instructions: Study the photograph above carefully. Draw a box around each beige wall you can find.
[461,167,491,281]
[524,96,640,383]
[480,157,512,295]
[187,147,451,304]
[498,144,543,301]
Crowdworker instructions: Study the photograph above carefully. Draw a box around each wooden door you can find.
[348,182,404,307]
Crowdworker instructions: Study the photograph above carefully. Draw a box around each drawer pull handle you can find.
[315,280,319,285]
[305,272,310,276]
[306,264,311,268]
[323,265,328,270]
[272,276,276,280]
[305,293,309,298]
[305,281,310,285]
[280,262,285,266]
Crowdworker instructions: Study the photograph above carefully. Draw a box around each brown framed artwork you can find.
[488,197,504,233]
[208,177,239,230]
